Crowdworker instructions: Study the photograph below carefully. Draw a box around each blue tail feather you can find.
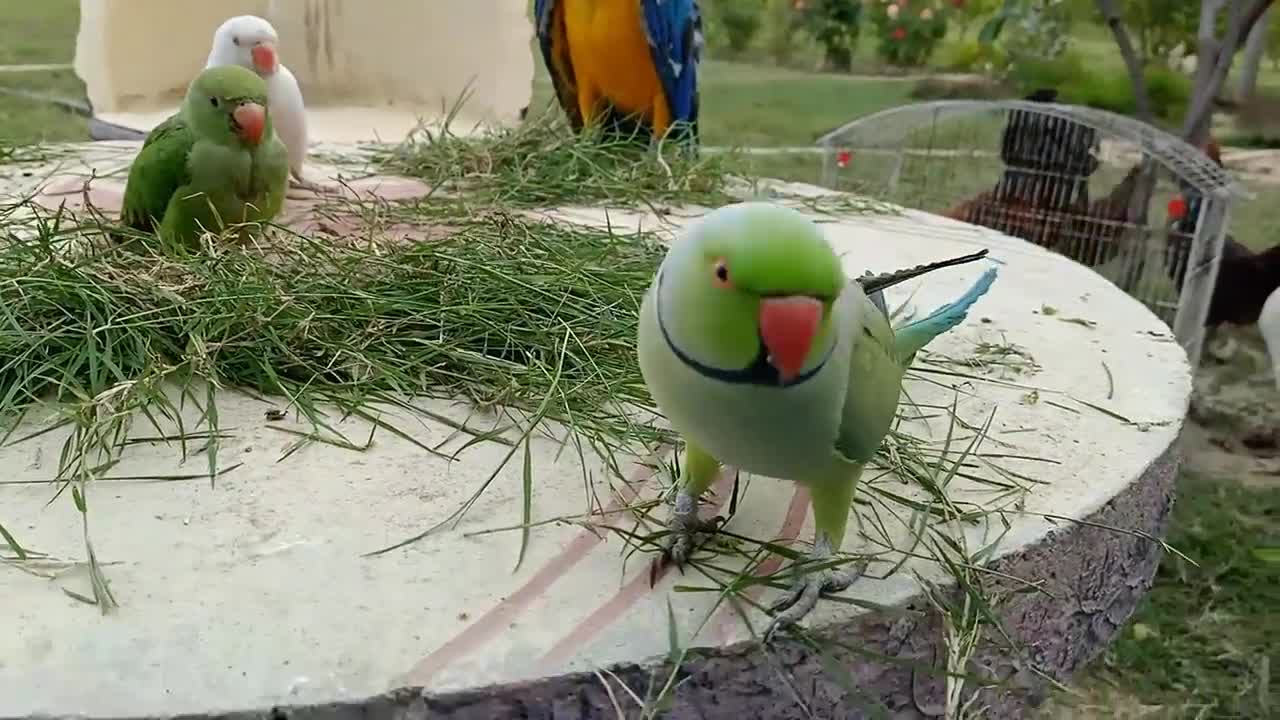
[893,267,998,362]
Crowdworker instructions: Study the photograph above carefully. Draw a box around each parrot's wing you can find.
[859,270,889,316]
[640,0,702,138]
[256,135,291,220]
[854,249,994,361]
[120,113,194,232]
[832,285,906,463]
[892,267,997,363]
[534,0,584,131]
[833,258,998,462]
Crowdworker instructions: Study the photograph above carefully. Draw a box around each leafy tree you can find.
[1268,5,1280,67]
[711,0,766,55]
[997,0,1073,65]
[1121,0,1201,61]
[1238,6,1272,99]
[867,1,951,67]
[795,0,863,71]
[982,0,1275,143]
[762,0,807,63]
[950,0,1006,36]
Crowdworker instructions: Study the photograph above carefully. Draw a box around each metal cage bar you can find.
[812,100,1247,370]
[1172,190,1231,367]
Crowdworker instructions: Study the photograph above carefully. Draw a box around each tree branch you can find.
[1095,0,1154,124]
[1238,5,1271,101]
[1181,0,1276,143]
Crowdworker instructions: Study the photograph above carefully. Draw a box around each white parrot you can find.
[206,15,334,197]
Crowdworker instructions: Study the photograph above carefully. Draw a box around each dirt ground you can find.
[1219,147,1280,186]
[1185,325,1280,487]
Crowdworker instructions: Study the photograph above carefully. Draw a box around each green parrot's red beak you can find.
[233,102,266,146]
[759,295,823,384]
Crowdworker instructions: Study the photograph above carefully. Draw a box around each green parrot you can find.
[637,201,997,638]
[119,64,289,248]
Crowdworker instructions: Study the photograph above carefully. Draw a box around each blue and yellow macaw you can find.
[534,0,703,146]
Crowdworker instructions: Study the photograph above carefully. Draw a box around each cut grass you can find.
[0,195,675,463]
[379,110,737,209]
[0,191,679,604]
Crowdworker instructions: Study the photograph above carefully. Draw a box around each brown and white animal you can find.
[940,89,1149,269]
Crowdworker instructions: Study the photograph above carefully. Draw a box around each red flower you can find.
[892,27,907,40]
[836,150,852,168]
[1167,195,1188,221]
[950,0,966,7]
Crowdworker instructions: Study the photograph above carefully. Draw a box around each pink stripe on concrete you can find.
[710,486,810,644]
[400,449,667,687]
[537,467,740,666]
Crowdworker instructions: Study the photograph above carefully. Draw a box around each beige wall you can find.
[76,0,534,127]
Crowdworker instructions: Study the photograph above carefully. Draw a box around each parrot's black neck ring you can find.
[655,269,833,388]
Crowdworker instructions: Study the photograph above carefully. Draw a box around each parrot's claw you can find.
[664,512,726,567]
[648,495,726,586]
[762,560,868,643]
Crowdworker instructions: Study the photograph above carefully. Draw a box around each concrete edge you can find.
[87,116,147,142]
[38,423,1179,720]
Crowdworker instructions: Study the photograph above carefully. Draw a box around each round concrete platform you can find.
[1,147,1189,718]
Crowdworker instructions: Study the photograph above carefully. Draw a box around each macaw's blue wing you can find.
[534,0,584,130]
[640,0,703,145]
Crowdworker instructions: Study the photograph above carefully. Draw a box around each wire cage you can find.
[813,99,1250,367]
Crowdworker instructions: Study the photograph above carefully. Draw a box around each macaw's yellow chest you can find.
[561,0,670,128]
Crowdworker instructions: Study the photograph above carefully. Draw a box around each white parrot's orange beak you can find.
[759,296,823,383]
[233,102,266,145]
[251,42,278,74]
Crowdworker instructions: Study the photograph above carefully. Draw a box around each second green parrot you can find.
[637,201,997,638]
[120,64,289,248]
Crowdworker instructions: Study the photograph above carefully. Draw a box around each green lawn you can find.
[528,58,919,148]
[0,0,86,144]
[0,1,78,65]
[1094,474,1278,717]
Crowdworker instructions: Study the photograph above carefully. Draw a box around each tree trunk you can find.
[1189,0,1227,116]
[1182,0,1275,147]
[1096,0,1154,124]
[824,44,853,72]
[1239,6,1272,101]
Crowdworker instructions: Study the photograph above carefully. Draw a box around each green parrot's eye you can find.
[210,96,220,108]
[712,259,731,288]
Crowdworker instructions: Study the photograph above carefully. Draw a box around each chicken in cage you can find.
[816,95,1247,367]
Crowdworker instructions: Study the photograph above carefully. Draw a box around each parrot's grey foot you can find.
[665,509,726,567]
[762,559,867,642]
[649,491,726,585]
